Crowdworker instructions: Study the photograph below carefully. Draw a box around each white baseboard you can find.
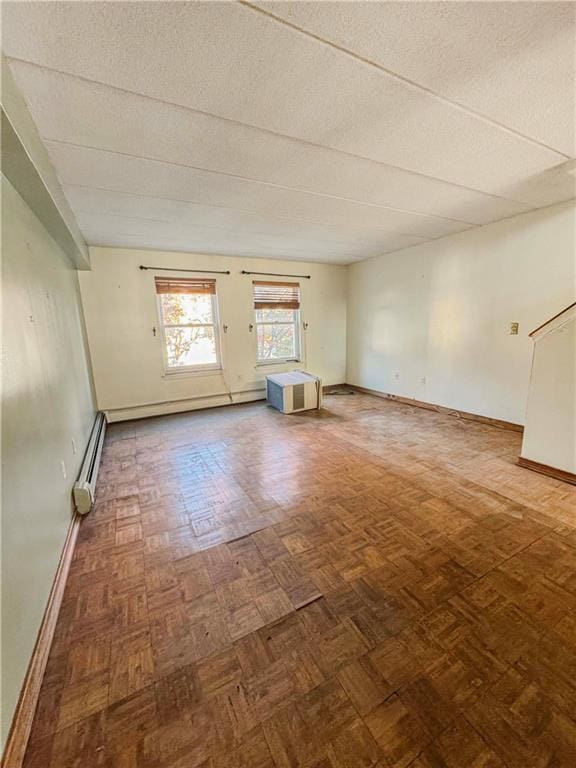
[105,389,266,422]
[103,379,346,423]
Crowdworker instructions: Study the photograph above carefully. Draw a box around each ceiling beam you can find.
[1,57,90,270]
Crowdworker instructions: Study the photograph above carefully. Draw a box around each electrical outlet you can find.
[60,460,67,480]
[395,373,400,380]
[509,322,519,335]
[421,377,426,385]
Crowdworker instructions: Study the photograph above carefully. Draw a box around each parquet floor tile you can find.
[23,393,576,767]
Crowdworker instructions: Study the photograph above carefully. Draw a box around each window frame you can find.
[156,288,223,375]
[254,306,302,366]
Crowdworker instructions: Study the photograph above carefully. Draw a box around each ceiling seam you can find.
[45,136,488,228]
[7,56,537,207]
[81,195,575,264]
[67,196,431,243]
[78,193,576,266]
[72,207,424,247]
[81,219,475,263]
[80,230,421,261]
[342,195,576,265]
[79,224,376,252]
[63,181,428,235]
[238,0,572,160]
[85,241,354,265]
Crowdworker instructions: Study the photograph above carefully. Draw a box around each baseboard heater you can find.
[73,411,107,515]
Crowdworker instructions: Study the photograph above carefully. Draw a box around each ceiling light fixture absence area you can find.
[2,0,575,265]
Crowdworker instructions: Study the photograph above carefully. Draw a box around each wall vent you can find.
[292,383,305,410]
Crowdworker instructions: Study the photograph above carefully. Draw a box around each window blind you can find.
[253,281,300,310]
[155,277,216,295]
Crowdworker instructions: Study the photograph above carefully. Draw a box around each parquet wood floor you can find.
[23,393,576,768]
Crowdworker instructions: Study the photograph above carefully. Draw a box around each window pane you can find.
[257,323,296,360]
[255,308,296,323]
[160,293,214,325]
[165,326,217,368]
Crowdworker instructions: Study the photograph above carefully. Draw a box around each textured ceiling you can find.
[3,1,575,264]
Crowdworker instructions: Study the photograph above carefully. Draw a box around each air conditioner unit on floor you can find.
[265,371,322,414]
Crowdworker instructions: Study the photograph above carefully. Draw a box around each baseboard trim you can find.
[2,513,81,768]
[347,384,524,433]
[517,457,576,486]
[105,389,265,422]
[105,384,346,423]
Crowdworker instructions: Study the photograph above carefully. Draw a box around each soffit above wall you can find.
[3,1,575,265]
[1,58,89,269]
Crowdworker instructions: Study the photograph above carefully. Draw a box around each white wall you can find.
[521,310,576,473]
[79,247,347,420]
[1,176,96,746]
[347,200,576,425]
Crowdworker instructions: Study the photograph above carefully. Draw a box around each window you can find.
[155,276,221,372]
[253,281,301,363]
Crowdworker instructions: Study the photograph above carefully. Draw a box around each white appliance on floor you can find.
[265,371,322,414]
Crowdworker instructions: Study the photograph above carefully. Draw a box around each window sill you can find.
[162,367,223,380]
[256,359,301,368]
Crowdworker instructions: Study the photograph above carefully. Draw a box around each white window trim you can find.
[254,308,302,365]
[156,292,223,375]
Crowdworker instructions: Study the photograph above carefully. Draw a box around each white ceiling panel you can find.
[255,1,576,156]
[2,2,566,192]
[46,142,471,241]
[3,1,574,264]
[493,159,576,210]
[9,60,533,225]
[75,211,382,257]
[78,232,363,263]
[76,212,419,264]
[65,186,425,250]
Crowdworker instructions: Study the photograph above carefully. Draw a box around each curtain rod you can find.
[139,265,230,275]
[241,270,311,279]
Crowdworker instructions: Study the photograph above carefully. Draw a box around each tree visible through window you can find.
[155,277,220,371]
[253,282,301,363]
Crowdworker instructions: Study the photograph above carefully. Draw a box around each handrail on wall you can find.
[529,302,576,337]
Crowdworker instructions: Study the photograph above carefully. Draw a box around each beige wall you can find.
[347,200,576,425]
[521,311,576,473]
[2,175,573,749]
[1,176,95,747]
[79,247,347,420]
